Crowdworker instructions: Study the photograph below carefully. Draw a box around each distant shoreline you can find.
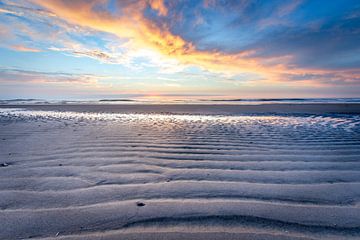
[1,103,360,115]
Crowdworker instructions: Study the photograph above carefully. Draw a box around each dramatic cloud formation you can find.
[0,0,359,99]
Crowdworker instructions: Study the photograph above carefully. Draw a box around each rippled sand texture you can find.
[1,109,360,240]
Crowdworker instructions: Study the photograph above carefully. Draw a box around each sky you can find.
[0,0,359,100]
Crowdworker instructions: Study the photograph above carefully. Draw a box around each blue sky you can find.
[0,0,359,100]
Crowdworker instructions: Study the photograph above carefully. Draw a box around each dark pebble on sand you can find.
[59,164,63,166]
[136,202,145,207]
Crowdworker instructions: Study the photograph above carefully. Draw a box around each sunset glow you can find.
[0,0,359,100]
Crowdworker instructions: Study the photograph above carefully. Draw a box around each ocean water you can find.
[1,98,360,105]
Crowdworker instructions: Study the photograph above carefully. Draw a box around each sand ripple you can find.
[0,108,360,239]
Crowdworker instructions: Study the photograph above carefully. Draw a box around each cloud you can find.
[32,0,270,75]
[285,71,360,86]
[148,0,168,16]
[246,13,360,71]
[0,7,17,15]
[0,1,134,66]
[0,0,56,17]
[10,44,41,52]
[29,0,347,86]
[72,50,111,61]
[0,68,103,84]
[277,0,302,17]
[1,0,359,90]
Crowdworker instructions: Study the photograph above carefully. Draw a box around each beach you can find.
[1,104,360,239]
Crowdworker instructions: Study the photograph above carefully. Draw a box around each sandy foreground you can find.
[1,104,360,240]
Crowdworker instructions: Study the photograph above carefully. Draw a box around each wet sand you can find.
[0,105,360,239]
[1,103,360,114]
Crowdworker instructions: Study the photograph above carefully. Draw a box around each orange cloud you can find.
[10,44,41,52]
[32,0,359,86]
[148,0,168,16]
[33,1,272,74]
